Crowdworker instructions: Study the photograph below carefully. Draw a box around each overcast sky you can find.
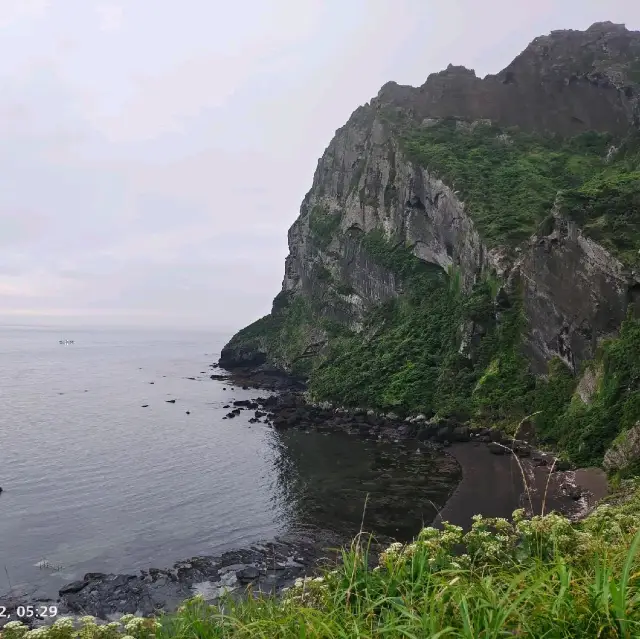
[1,0,638,332]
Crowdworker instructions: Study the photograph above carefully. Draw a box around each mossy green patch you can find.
[556,314,640,466]
[558,168,640,268]
[398,118,612,246]
[393,117,640,268]
[308,204,342,249]
[526,314,640,467]
[532,357,578,444]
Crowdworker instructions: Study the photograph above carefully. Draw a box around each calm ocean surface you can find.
[0,325,457,600]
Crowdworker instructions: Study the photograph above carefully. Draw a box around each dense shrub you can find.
[397,118,640,268]
[555,315,640,466]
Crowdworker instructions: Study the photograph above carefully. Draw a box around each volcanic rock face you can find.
[375,22,640,136]
[220,22,640,377]
[516,215,631,373]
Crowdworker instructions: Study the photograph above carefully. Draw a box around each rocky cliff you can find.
[220,22,640,471]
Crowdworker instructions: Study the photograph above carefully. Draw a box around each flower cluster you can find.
[377,523,469,573]
[0,614,161,639]
[371,499,640,583]
[281,575,330,608]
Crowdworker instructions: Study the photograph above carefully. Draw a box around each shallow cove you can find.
[272,430,461,541]
[0,326,460,601]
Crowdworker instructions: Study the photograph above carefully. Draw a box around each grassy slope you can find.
[400,119,640,267]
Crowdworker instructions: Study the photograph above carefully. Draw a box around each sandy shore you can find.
[433,442,609,529]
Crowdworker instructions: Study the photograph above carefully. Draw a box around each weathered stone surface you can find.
[603,422,640,472]
[576,365,603,405]
[374,23,640,136]
[59,581,88,596]
[515,215,631,374]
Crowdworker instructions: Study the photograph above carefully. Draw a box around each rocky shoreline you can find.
[2,365,610,627]
[0,531,346,626]
[214,369,608,524]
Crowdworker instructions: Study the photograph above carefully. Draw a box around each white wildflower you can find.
[124,617,147,632]
[53,617,75,628]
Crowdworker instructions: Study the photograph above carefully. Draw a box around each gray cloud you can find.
[1,0,639,329]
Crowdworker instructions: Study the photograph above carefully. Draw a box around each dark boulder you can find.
[563,484,582,500]
[488,442,508,455]
[236,566,260,583]
[59,580,88,595]
[83,573,107,581]
[452,426,471,442]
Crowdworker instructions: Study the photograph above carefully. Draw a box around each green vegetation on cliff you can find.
[220,292,317,375]
[310,231,536,425]
[558,133,640,267]
[228,225,639,470]
[308,204,342,249]
[399,119,640,267]
[309,230,640,467]
[539,314,640,468]
[224,120,640,468]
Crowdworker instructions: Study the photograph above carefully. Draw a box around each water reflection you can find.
[268,430,462,543]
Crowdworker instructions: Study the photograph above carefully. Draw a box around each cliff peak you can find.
[586,21,627,32]
[370,23,640,136]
